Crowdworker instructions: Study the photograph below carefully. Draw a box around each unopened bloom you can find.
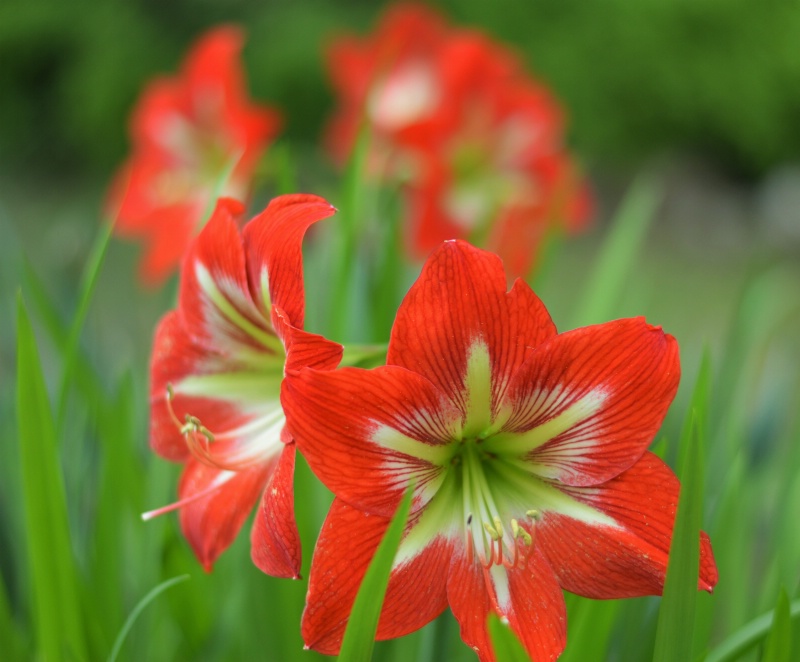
[324,4,591,277]
[145,194,341,577]
[284,240,717,660]
[109,26,281,285]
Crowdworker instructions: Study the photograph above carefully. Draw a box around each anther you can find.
[483,521,500,540]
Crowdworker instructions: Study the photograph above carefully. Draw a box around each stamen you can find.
[164,384,253,472]
[141,474,229,521]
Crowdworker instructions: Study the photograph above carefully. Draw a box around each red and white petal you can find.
[503,549,567,662]
[302,498,451,655]
[447,548,566,662]
[446,551,494,661]
[536,452,718,598]
[150,308,288,467]
[387,240,556,433]
[177,457,272,571]
[272,307,343,374]
[493,317,680,486]
[242,194,336,328]
[177,197,282,356]
[284,366,459,517]
[250,443,302,579]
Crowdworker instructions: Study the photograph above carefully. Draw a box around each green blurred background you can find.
[3,0,799,377]
[4,0,800,178]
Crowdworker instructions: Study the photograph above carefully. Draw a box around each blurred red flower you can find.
[325,4,592,277]
[144,194,341,577]
[108,26,281,286]
[284,240,718,661]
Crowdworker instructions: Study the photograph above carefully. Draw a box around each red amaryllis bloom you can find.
[144,194,341,577]
[283,240,718,660]
[324,4,591,277]
[108,26,281,286]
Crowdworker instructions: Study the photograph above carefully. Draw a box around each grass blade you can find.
[107,575,190,662]
[337,486,414,662]
[705,599,800,662]
[652,354,710,662]
[762,588,792,662]
[570,173,661,328]
[55,220,114,432]
[15,292,87,661]
[0,573,26,661]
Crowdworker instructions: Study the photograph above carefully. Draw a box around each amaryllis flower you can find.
[108,26,281,286]
[324,4,591,277]
[144,194,342,577]
[283,240,718,660]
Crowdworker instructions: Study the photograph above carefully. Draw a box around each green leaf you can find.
[570,173,661,328]
[55,219,113,432]
[337,486,414,662]
[652,355,709,662]
[488,613,530,661]
[761,589,792,662]
[0,573,26,661]
[107,575,190,662]
[15,292,87,661]
[705,598,800,662]
[330,123,371,342]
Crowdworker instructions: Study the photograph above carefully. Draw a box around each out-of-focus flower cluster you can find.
[107,26,280,286]
[108,6,717,662]
[325,4,592,276]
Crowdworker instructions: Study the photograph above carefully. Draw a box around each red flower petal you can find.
[177,197,279,353]
[503,549,567,662]
[302,498,451,655]
[178,457,272,571]
[447,548,566,662]
[284,365,458,517]
[242,194,336,328]
[499,317,680,486]
[250,443,302,579]
[272,307,343,374]
[537,452,718,598]
[388,240,556,426]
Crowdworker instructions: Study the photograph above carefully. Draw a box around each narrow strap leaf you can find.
[337,486,414,662]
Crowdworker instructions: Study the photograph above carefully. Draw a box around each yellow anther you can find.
[526,509,541,521]
[483,521,500,540]
[511,518,520,538]
[493,517,505,538]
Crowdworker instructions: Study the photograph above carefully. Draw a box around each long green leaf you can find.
[338,487,414,662]
[570,173,661,328]
[0,573,26,661]
[330,123,371,341]
[16,292,87,661]
[653,354,710,662]
[705,599,800,662]
[488,613,529,661]
[107,575,190,662]
[761,588,792,662]
[55,220,113,432]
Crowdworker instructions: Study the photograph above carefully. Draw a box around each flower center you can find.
[454,439,538,569]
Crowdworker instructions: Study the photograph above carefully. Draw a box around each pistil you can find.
[460,441,536,569]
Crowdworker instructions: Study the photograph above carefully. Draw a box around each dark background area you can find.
[3,0,800,182]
